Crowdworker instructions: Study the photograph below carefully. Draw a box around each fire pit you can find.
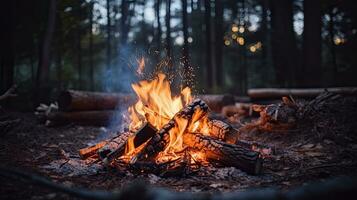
[79,73,264,176]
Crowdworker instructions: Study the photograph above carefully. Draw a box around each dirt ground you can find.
[1,108,357,200]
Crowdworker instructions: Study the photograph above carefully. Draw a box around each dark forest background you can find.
[1,0,357,110]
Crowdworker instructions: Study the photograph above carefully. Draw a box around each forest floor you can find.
[1,108,357,200]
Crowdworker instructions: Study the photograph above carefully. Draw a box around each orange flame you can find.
[125,66,210,162]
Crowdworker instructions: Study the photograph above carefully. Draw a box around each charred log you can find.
[97,131,133,160]
[102,123,156,165]
[183,132,263,175]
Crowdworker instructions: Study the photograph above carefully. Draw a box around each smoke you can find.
[93,44,152,142]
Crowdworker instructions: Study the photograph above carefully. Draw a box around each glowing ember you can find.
[136,57,145,76]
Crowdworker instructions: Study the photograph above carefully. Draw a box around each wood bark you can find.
[184,132,263,175]
[58,90,135,111]
[248,87,357,99]
[47,110,115,126]
[207,119,239,144]
[132,99,209,163]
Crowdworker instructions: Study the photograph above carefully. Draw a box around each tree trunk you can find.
[155,0,162,63]
[89,1,94,91]
[76,2,83,89]
[214,0,224,88]
[36,0,57,103]
[328,6,338,85]
[120,0,129,46]
[302,0,322,87]
[270,0,298,87]
[55,6,63,91]
[106,0,112,70]
[0,1,15,94]
[181,0,190,86]
[165,0,173,69]
[204,0,213,89]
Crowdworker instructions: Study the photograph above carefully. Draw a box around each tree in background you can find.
[204,0,213,90]
[106,0,112,70]
[181,0,190,86]
[270,0,299,87]
[0,1,15,94]
[302,0,322,87]
[214,0,224,88]
[155,0,162,63]
[36,0,57,103]
[165,0,173,70]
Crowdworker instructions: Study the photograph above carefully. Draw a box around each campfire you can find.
[79,73,263,175]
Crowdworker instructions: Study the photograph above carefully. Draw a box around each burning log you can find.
[207,119,239,144]
[131,99,209,163]
[197,94,235,112]
[79,141,107,159]
[58,90,135,111]
[47,110,114,126]
[100,132,132,164]
[183,132,263,175]
[102,122,157,165]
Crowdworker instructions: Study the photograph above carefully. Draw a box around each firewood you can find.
[58,90,135,111]
[102,122,157,165]
[183,132,263,175]
[197,94,235,112]
[248,87,357,99]
[207,119,239,144]
[79,141,107,159]
[131,99,209,163]
[47,110,115,126]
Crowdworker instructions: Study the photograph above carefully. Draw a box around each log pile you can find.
[79,99,264,175]
[38,90,236,126]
